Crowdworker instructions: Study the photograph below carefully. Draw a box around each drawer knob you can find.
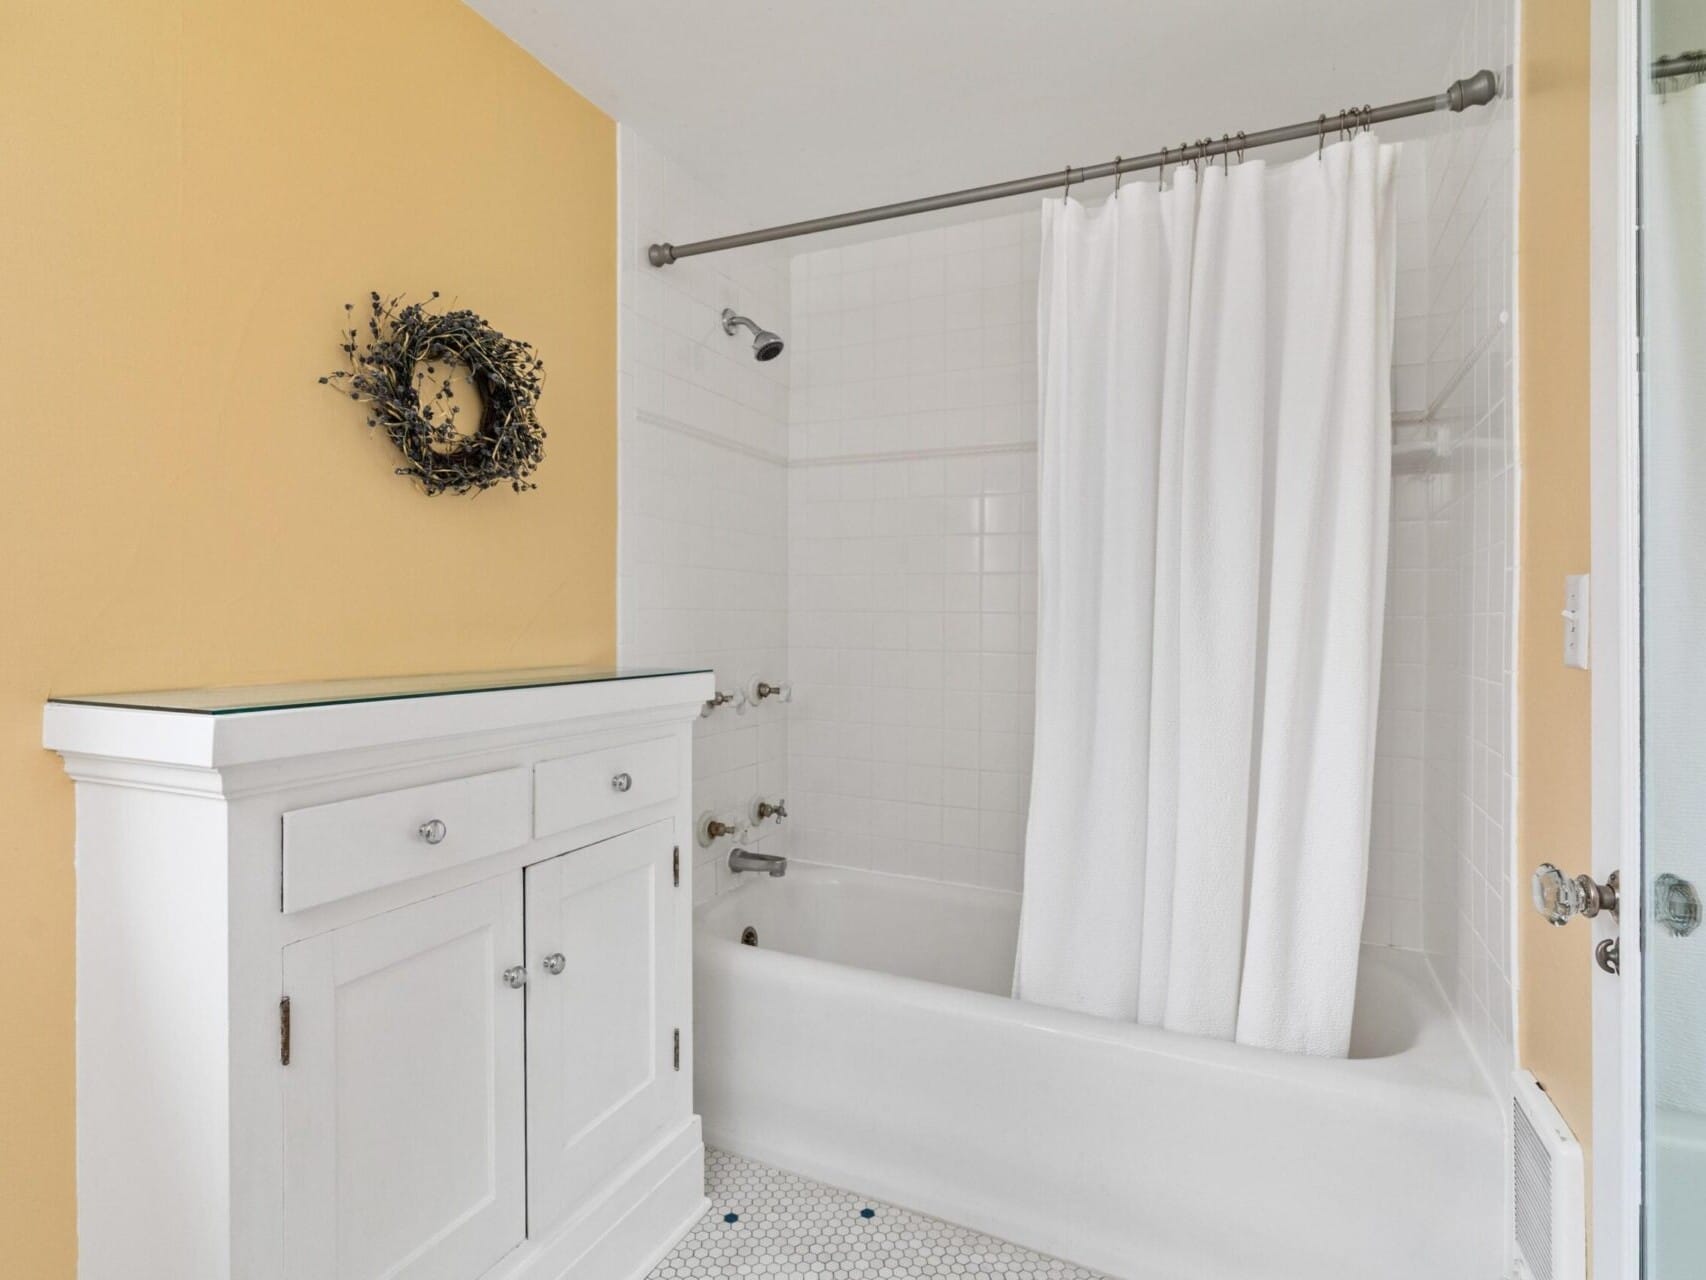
[501,965,528,989]
[418,818,448,845]
[542,952,567,976]
[611,772,633,793]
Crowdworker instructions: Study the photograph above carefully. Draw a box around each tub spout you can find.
[729,847,787,877]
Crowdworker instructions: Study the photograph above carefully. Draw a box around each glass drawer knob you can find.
[611,772,633,793]
[418,819,448,845]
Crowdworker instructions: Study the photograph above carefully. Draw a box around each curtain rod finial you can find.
[648,243,677,268]
[1449,69,1500,111]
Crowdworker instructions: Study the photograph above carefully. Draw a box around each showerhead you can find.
[721,308,785,362]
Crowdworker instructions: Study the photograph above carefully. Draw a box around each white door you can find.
[524,821,678,1233]
[282,875,527,1280]
[1638,19,1706,1277]
[1596,4,1706,1273]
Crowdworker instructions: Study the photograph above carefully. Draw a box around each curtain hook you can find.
[1159,144,1169,188]
[1317,114,1327,159]
[1113,156,1123,197]
[1235,130,1247,164]
[1220,134,1231,174]
[1362,104,1373,135]
[1062,164,1073,199]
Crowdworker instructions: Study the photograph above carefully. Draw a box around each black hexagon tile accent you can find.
[649,1148,1105,1279]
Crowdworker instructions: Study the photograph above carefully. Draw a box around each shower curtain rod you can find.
[648,69,1500,267]
[1654,51,1706,80]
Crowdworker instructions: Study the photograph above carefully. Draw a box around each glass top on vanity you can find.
[48,665,711,716]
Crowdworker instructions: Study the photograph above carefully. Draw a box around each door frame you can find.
[1589,0,1642,1274]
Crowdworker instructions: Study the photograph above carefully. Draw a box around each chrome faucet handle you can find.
[745,676,792,705]
[700,689,747,718]
[697,809,746,847]
[751,796,788,824]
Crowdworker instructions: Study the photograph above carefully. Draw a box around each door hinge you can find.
[673,845,680,887]
[279,997,291,1066]
[673,1027,681,1071]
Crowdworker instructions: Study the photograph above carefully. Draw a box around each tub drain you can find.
[740,926,759,947]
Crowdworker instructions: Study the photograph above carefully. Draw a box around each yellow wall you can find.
[1517,0,1596,1197]
[0,3,616,1271]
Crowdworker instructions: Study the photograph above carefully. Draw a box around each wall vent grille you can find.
[1513,1094,1553,1279]
[1511,1069,1584,1280]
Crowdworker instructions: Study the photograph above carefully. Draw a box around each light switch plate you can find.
[1563,574,1589,669]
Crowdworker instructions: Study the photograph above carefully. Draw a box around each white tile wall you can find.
[1418,0,1519,1084]
[786,212,1041,892]
[618,129,794,902]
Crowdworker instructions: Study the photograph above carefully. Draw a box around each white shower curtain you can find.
[1014,135,1396,1058]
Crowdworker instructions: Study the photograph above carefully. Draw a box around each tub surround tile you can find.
[650,1150,1103,1280]
[618,129,793,902]
[785,214,1040,896]
[1417,0,1518,1087]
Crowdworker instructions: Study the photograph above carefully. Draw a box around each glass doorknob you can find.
[1532,863,1619,925]
[1654,873,1702,937]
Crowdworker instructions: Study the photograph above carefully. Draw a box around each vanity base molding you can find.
[486,1119,707,1280]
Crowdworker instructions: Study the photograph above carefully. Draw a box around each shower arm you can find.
[649,69,1500,267]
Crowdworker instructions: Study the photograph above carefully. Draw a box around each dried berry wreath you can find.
[321,292,546,495]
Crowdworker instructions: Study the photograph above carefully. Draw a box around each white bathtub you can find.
[695,863,1503,1280]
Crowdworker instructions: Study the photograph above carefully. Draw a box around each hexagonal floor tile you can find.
[648,1149,1105,1279]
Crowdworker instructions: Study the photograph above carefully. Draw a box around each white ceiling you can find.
[469,0,1472,238]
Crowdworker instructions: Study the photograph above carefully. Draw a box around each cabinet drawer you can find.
[533,737,677,839]
[282,767,531,913]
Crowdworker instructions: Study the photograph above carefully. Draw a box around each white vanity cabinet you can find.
[44,667,714,1280]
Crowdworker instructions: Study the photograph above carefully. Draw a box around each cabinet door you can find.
[524,821,677,1232]
[282,875,526,1280]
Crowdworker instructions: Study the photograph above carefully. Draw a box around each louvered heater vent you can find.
[1511,1069,1584,1280]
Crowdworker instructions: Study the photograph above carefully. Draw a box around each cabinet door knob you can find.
[501,965,528,989]
[611,772,633,793]
[542,952,566,976]
[418,819,448,845]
